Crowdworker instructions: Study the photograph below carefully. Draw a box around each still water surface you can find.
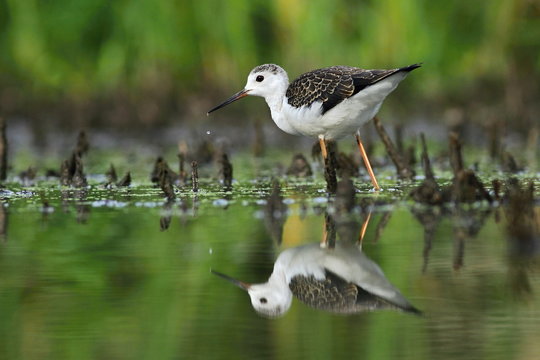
[0,184,538,360]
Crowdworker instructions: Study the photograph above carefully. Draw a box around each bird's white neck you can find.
[251,268,291,298]
[266,266,288,287]
[264,92,282,110]
[262,90,300,136]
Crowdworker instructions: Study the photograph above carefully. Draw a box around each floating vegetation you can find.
[0,113,536,227]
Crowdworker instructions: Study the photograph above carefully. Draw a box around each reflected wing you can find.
[286,64,420,114]
[289,270,412,314]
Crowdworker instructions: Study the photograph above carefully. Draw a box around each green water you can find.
[0,179,539,360]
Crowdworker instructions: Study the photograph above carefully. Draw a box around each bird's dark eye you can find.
[260,297,267,304]
[256,75,264,82]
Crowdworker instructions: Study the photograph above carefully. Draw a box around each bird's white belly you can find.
[279,99,380,140]
[276,72,407,140]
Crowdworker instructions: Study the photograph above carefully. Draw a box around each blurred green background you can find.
[0,0,539,131]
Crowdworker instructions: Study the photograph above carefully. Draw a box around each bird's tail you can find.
[399,63,422,72]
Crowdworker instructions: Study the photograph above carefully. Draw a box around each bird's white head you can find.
[211,269,292,318]
[247,282,292,318]
[207,64,288,114]
[243,64,289,98]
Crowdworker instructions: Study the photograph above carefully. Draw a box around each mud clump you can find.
[448,132,492,204]
[333,175,356,215]
[151,157,178,185]
[60,153,87,187]
[410,133,447,205]
[0,117,7,181]
[411,132,492,205]
[219,153,233,190]
[286,154,313,177]
[191,161,199,193]
[373,116,414,180]
[264,180,287,244]
[106,164,118,184]
[117,172,131,187]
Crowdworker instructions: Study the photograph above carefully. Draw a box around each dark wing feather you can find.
[289,270,422,314]
[286,64,421,114]
[289,271,358,313]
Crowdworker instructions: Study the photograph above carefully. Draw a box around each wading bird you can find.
[208,63,421,190]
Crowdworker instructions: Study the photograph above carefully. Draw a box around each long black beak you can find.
[207,89,250,115]
[211,269,251,291]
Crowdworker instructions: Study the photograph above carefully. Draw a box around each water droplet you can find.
[206,130,211,135]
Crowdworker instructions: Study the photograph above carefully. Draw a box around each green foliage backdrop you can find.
[0,0,539,123]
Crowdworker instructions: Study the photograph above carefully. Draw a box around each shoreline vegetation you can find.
[0,0,538,135]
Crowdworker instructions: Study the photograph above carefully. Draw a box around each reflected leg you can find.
[357,211,372,249]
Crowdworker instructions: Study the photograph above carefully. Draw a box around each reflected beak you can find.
[207,89,250,115]
[211,269,251,291]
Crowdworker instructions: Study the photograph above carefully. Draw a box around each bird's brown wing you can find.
[289,272,359,312]
[286,64,420,114]
[290,270,423,314]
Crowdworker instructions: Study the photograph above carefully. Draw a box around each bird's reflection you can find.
[213,213,421,318]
